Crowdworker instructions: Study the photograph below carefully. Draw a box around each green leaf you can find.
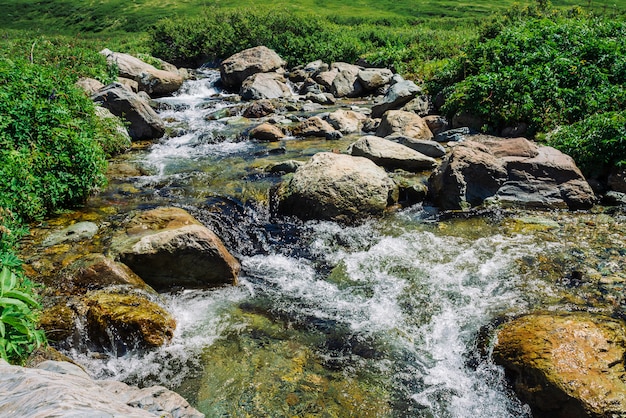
[0,266,16,295]
[0,297,27,310]
[1,316,29,335]
[0,320,4,338]
[2,290,40,308]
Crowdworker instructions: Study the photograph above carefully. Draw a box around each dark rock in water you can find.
[493,313,626,418]
[608,166,626,193]
[268,160,303,174]
[349,135,436,171]
[0,359,204,417]
[242,99,276,118]
[434,127,476,143]
[325,130,343,140]
[274,152,398,223]
[220,46,286,89]
[602,191,626,206]
[110,207,240,290]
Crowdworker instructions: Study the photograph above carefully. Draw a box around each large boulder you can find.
[429,141,508,210]
[275,152,398,223]
[0,360,204,417]
[100,49,183,97]
[330,70,364,98]
[358,68,393,91]
[493,313,626,418]
[76,77,104,95]
[371,80,421,118]
[376,110,434,140]
[326,109,367,134]
[314,68,339,91]
[240,72,292,100]
[349,136,437,171]
[92,83,165,141]
[429,137,596,210]
[110,207,240,290]
[220,46,286,88]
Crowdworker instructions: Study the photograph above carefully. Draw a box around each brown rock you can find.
[349,135,437,171]
[472,135,539,158]
[326,109,367,134]
[111,207,240,290]
[249,123,285,141]
[242,99,276,118]
[293,116,336,137]
[85,291,176,350]
[376,110,433,140]
[493,313,626,418]
[423,115,449,135]
[75,77,104,95]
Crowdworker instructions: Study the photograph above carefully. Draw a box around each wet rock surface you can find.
[493,313,626,418]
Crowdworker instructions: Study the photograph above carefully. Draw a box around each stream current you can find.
[55,70,625,417]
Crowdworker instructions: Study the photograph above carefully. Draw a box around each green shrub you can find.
[429,15,626,135]
[546,111,626,177]
[0,263,45,365]
[0,58,109,221]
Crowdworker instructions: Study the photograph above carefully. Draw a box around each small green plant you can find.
[546,111,626,178]
[0,264,46,365]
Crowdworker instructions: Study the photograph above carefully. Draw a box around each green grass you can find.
[1,0,625,36]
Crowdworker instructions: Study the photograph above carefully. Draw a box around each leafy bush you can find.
[0,263,45,365]
[546,111,626,177]
[149,10,364,68]
[0,58,111,221]
[430,15,626,135]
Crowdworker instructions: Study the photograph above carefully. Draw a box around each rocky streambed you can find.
[5,46,626,417]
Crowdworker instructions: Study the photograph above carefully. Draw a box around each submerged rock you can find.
[110,207,240,290]
[0,360,204,417]
[42,221,99,247]
[493,313,626,418]
[275,152,398,223]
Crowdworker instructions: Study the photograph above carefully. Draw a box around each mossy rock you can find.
[493,312,626,418]
[39,304,78,343]
[84,291,175,352]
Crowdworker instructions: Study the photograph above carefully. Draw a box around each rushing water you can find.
[55,70,625,417]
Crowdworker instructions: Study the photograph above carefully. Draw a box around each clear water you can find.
[64,70,624,417]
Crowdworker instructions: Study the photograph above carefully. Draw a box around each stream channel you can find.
[25,69,626,417]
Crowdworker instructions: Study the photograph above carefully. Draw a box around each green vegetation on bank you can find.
[0,33,132,364]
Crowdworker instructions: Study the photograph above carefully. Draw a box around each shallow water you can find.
[30,70,626,417]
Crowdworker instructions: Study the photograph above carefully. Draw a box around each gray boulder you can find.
[371,80,421,118]
[220,46,286,88]
[358,68,393,91]
[423,115,450,136]
[401,95,430,116]
[110,207,240,290]
[349,135,437,171]
[76,77,104,95]
[386,134,446,158]
[376,110,433,140]
[0,360,204,418]
[100,49,183,97]
[92,83,165,141]
[240,72,292,100]
[314,69,339,91]
[275,152,398,223]
[331,70,364,98]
